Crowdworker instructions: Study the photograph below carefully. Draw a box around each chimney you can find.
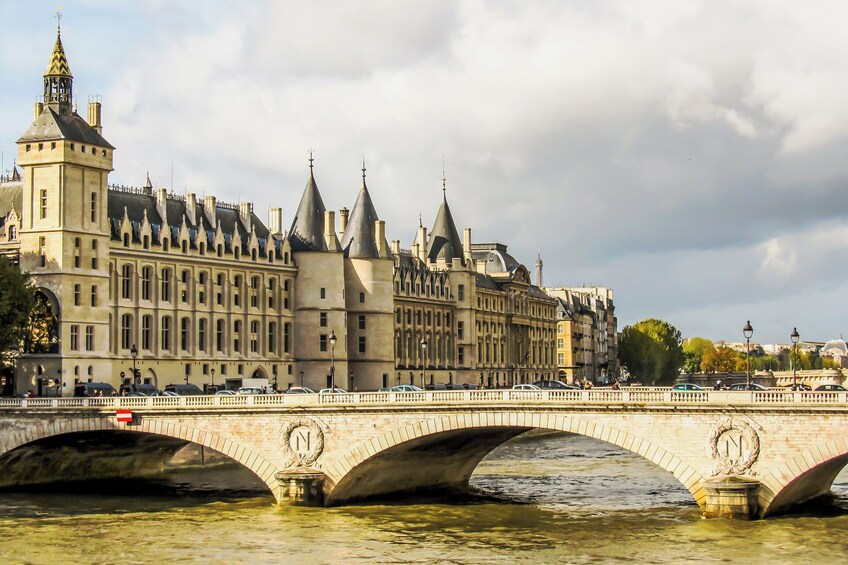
[463,228,472,264]
[339,207,349,234]
[186,192,197,226]
[34,101,44,119]
[417,225,428,262]
[239,201,252,230]
[324,210,337,250]
[87,98,102,135]
[269,207,283,236]
[204,195,217,227]
[156,187,168,206]
[375,220,385,255]
[412,242,420,260]
[391,239,400,255]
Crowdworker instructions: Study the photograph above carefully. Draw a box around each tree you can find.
[0,257,35,364]
[618,319,685,385]
[701,344,738,373]
[683,337,713,373]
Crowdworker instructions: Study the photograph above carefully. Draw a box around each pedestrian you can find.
[611,381,620,390]
[713,380,722,390]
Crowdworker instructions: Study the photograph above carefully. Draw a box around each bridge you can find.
[1,388,847,519]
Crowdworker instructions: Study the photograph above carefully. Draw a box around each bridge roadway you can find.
[1,388,847,519]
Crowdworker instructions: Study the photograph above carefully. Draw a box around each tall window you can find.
[70,325,79,350]
[90,285,98,307]
[216,320,225,352]
[142,315,152,350]
[250,276,259,308]
[73,284,81,306]
[141,266,152,300]
[90,192,97,223]
[359,292,365,303]
[161,268,172,302]
[358,315,366,330]
[320,334,328,352]
[85,326,94,351]
[121,265,132,299]
[39,237,46,267]
[121,314,133,350]
[458,321,464,340]
[458,284,464,301]
[284,322,291,354]
[198,318,207,352]
[181,317,190,351]
[40,190,47,219]
[358,336,366,354]
[161,316,172,351]
[233,321,241,353]
[320,312,327,327]
[73,238,81,268]
[233,275,242,307]
[268,322,277,354]
[91,240,98,269]
[250,321,259,353]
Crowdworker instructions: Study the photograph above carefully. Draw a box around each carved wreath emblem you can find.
[281,417,325,468]
[708,418,760,476]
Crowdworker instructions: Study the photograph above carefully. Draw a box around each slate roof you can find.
[0,182,22,230]
[427,194,464,264]
[45,33,73,77]
[18,106,114,148]
[340,175,388,259]
[289,168,334,252]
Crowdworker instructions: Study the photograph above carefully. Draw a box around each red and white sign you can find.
[116,409,133,423]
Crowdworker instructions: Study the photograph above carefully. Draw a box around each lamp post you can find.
[299,370,304,388]
[790,327,800,390]
[420,336,428,389]
[329,330,337,390]
[211,368,215,390]
[130,344,138,390]
[743,321,753,390]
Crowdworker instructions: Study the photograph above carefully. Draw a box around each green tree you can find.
[0,258,35,365]
[701,344,738,373]
[683,337,713,373]
[618,319,685,385]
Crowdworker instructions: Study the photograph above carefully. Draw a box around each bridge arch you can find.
[0,416,279,499]
[758,439,848,517]
[323,411,706,507]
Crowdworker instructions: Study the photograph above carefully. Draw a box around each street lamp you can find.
[329,330,337,389]
[130,344,138,390]
[211,368,215,389]
[790,327,800,390]
[420,336,428,389]
[300,370,304,388]
[743,321,753,390]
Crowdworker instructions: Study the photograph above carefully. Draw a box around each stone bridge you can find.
[1,388,847,519]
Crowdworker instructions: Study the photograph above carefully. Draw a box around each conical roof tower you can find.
[340,161,387,258]
[427,174,464,264]
[288,154,335,251]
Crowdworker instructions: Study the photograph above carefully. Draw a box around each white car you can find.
[237,387,265,395]
[285,387,315,394]
[215,389,237,396]
[319,387,348,394]
[390,385,423,392]
[512,384,541,390]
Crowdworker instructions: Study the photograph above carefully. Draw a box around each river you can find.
[1,432,846,564]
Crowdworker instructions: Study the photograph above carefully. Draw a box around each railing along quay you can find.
[0,389,846,409]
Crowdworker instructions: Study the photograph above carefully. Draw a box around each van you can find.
[164,383,204,396]
[74,382,117,397]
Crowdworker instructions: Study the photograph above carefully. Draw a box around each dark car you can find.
[74,382,117,397]
[134,383,160,396]
[672,383,704,391]
[164,383,204,396]
[534,379,579,390]
[814,384,846,392]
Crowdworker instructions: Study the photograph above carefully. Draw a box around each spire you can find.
[427,175,464,265]
[340,160,386,258]
[288,154,333,251]
[43,13,73,114]
[535,251,543,287]
[10,161,20,182]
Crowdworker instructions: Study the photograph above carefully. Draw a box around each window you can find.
[91,240,98,269]
[358,336,366,354]
[161,269,172,302]
[90,285,98,306]
[234,275,242,307]
[8,225,16,240]
[250,321,259,353]
[74,237,81,268]
[40,190,47,219]
[121,264,132,299]
[216,320,225,352]
[142,315,152,350]
[73,284,81,306]
[320,334,328,352]
[321,287,327,299]
[250,276,259,308]
[161,316,172,351]
[141,266,152,300]
[121,314,133,350]
[458,321,464,340]
[90,192,97,223]
[320,312,327,327]
[359,292,365,303]
[85,326,94,351]
[268,322,277,354]
[198,318,207,352]
[38,237,46,267]
[181,318,190,351]
[70,325,79,350]
[358,315,366,330]
[233,321,241,353]
[458,284,464,301]
[557,339,564,349]
[284,323,291,354]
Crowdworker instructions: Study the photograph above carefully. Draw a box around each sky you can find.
[0,0,846,345]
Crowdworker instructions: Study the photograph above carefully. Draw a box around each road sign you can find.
[116,409,133,423]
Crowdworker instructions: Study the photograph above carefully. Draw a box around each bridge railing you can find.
[1,388,847,409]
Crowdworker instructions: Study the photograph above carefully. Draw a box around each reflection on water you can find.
[1,432,847,564]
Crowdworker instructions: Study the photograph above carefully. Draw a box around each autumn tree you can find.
[618,319,685,385]
[683,337,713,373]
[0,257,35,365]
[700,344,739,373]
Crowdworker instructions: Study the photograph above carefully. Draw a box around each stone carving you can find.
[281,417,325,468]
[708,418,760,476]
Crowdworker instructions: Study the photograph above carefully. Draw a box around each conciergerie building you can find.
[0,25,560,396]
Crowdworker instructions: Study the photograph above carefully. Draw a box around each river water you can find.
[1,432,846,564]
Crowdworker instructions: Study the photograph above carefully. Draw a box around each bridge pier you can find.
[275,469,326,506]
[702,477,761,520]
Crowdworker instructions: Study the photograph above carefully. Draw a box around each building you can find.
[0,25,557,395]
[545,286,617,383]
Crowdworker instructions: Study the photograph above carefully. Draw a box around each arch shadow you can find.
[323,411,705,507]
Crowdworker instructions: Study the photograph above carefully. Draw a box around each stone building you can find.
[0,27,556,395]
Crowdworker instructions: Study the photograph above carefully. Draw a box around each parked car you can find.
[727,383,768,391]
[672,383,704,391]
[134,383,160,396]
[319,387,348,394]
[73,382,117,398]
[787,383,812,391]
[163,383,204,395]
[512,384,541,390]
[815,384,846,392]
[390,385,423,392]
[215,389,237,396]
[237,387,265,395]
[161,390,179,397]
[534,379,579,390]
[285,387,315,394]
